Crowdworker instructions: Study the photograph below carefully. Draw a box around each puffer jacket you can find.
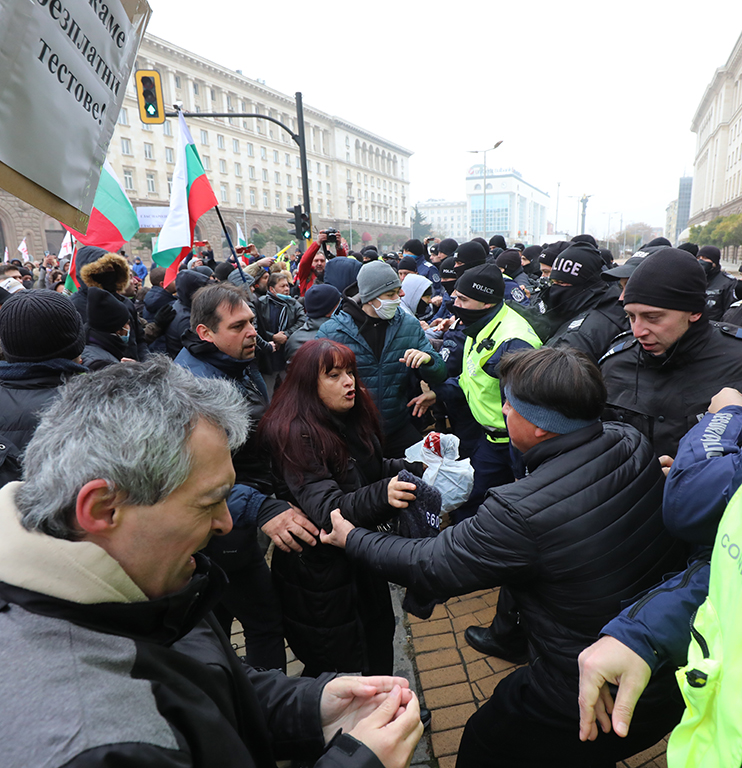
[344,421,685,721]
[271,419,422,674]
[166,271,211,359]
[600,318,742,458]
[316,297,446,433]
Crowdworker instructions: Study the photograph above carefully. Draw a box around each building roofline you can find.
[691,30,742,131]
[142,33,412,156]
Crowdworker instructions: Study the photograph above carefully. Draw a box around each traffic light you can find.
[300,210,311,241]
[135,69,165,124]
[287,204,302,238]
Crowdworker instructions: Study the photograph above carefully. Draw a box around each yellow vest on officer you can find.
[460,304,542,443]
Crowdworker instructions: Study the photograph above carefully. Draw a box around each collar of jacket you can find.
[462,303,504,339]
[181,330,252,379]
[523,421,604,474]
[0,358,87,382]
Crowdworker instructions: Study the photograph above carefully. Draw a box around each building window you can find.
[249,166,256,179]
[285,153,291,166]
[326,183,331,194]
[250,188,256,206]
[167,174,172,194]
[308,180,313,191]
[317,199,323,214]
[164,120,172,136]
[165,147,174,164]
[200,130,209,145]
[325,164,330,176]
[175,75,181,89]
[296,157,300,169]
[275,172,281,184]
[217,134,225,150]
[287,193,292,206]
[146,172,156,194]
[236,185,242,204]
[263,191,269,208]
[121,137,132,155]
[202,155,210,171]
[220,183,228,203]
[316,162,321,174]
[357,173,361,182]
[234,162,242,177]
[233,139,240,153]
[193,83,199,95]
[275,193,281,209]
[346,169,351,180]
[260,146,267,160]
[123,169,133,190]
[142,122,152,132]
[287,175,292,186]
[143,142,154,160]
[210,88,216,101]
[273,150,279,163]
[219,159,227,174]
[117,108,128,125]
[262,169,268,182]
[247,143,254,157]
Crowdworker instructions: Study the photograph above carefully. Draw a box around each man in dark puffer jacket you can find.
[321,346,686,768]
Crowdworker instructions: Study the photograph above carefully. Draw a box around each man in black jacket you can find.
[600,248,742,460]
[322,347,684,767]
[0,357,422,768]
[697,244,736,321]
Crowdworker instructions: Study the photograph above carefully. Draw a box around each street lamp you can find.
[468,141,503,240]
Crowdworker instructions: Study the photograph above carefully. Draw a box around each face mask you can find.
[118,332,130,345]
[699,259,715,276]
[450,304,495,326]
[274,292,293,302]
[372,297,401,320]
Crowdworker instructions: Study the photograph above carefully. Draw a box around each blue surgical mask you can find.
[119,332,130,345]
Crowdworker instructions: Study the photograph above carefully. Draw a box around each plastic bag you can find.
[405,432,474,514]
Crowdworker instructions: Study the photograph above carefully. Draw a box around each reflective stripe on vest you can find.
[459,305,541,443]
[668,484,742,767]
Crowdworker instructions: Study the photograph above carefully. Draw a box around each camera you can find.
[324,228,339,243]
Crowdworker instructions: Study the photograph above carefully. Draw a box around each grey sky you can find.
[147,0,742,238]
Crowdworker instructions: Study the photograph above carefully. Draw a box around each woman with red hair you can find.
[260,338,422,676]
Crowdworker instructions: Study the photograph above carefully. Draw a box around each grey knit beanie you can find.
[357,261,401,304]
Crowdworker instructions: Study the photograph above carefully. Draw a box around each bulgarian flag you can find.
[236,222,248,247]
[63,159,139,251]
[64,246,79,293]
[153,112,217,285]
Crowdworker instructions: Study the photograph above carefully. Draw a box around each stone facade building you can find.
[0,32,412,259]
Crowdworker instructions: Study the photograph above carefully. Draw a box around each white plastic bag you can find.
[405,432,474,514]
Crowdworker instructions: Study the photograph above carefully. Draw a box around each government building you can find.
[0,33,413,258]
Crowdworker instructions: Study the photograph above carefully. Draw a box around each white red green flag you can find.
[58,231,74,261]
[237,222,247,247]
[153,112,218,285]
[3,247,8,263]
[63,160,139,252]
[64,246,79,293]
[17,238,29,261]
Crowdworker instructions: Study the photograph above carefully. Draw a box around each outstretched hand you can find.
[320,508,355,549]
[400,349,431,368]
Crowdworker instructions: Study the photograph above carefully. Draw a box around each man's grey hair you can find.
[16,355,251,540]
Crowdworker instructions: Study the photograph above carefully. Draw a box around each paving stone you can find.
[431,728,465,757]
[472,607,497,625]
[412,632,456,654]
[431,702,477,731]
[452,614,478,632]
[416,647,462,672]
[623,739,669,767]
[465,658,492,682]
[419,664,468,689]
[437,756,457,768]
[410,618,453,637]
[447,597,491,617]
[286,660,304,677]
[460,645,488,663]
[425,682,474,708]
[481,590,500,606]
[486,655,519,673]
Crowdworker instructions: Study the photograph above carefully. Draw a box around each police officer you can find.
[601,248,742,459]
[697,245,736,321]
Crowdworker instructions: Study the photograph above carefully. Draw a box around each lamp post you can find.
[467,141,503,240]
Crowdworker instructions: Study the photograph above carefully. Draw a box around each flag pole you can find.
[214,205,248,284]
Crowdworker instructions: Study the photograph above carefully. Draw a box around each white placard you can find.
[137,205,169,228]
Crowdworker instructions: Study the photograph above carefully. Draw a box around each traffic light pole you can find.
[164,92,313,245]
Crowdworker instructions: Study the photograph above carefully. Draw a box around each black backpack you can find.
[0,436,23,488]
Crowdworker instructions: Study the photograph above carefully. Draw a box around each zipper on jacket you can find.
[626,559,708,619]
[684,608,710,688]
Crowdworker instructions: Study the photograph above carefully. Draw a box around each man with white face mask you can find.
[317,260,446,456]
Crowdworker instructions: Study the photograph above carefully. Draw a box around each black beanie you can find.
[697,245,721,266]
[0,291,85,362]
[87,286,130,332]
[495,249,522,277]
[598,248,614,267]
[540,240,571,266]
[439,238,458,257]
[522,245,542,263]
[489,234,507,250]
[571,234,598,248]
[512,242,525,252]
[455,264,505,304]
[623,249,707,313]
[214,262,236,281]
[398,256,418,273]
[454,241,487,268]
[472,237,490,255]
[645,237,673,248]
[678,242,699,257]
[403,239,425,257]
[304,284,341,318]
[550,242,604,286]
[440,256,457,283]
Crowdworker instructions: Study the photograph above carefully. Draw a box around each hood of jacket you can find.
[324,256,362,293]
[400,274,433,317]
[79,250,131,294]
[175,270,210,309]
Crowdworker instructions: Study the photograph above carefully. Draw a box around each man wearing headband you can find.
[321,346,684,767]
[601,248,742,459]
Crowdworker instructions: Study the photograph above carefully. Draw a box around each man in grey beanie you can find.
[317,260,446,457]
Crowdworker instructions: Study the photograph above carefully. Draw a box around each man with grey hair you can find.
[0,357,422,768]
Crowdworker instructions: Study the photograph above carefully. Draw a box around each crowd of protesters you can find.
[2,229,742,767]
